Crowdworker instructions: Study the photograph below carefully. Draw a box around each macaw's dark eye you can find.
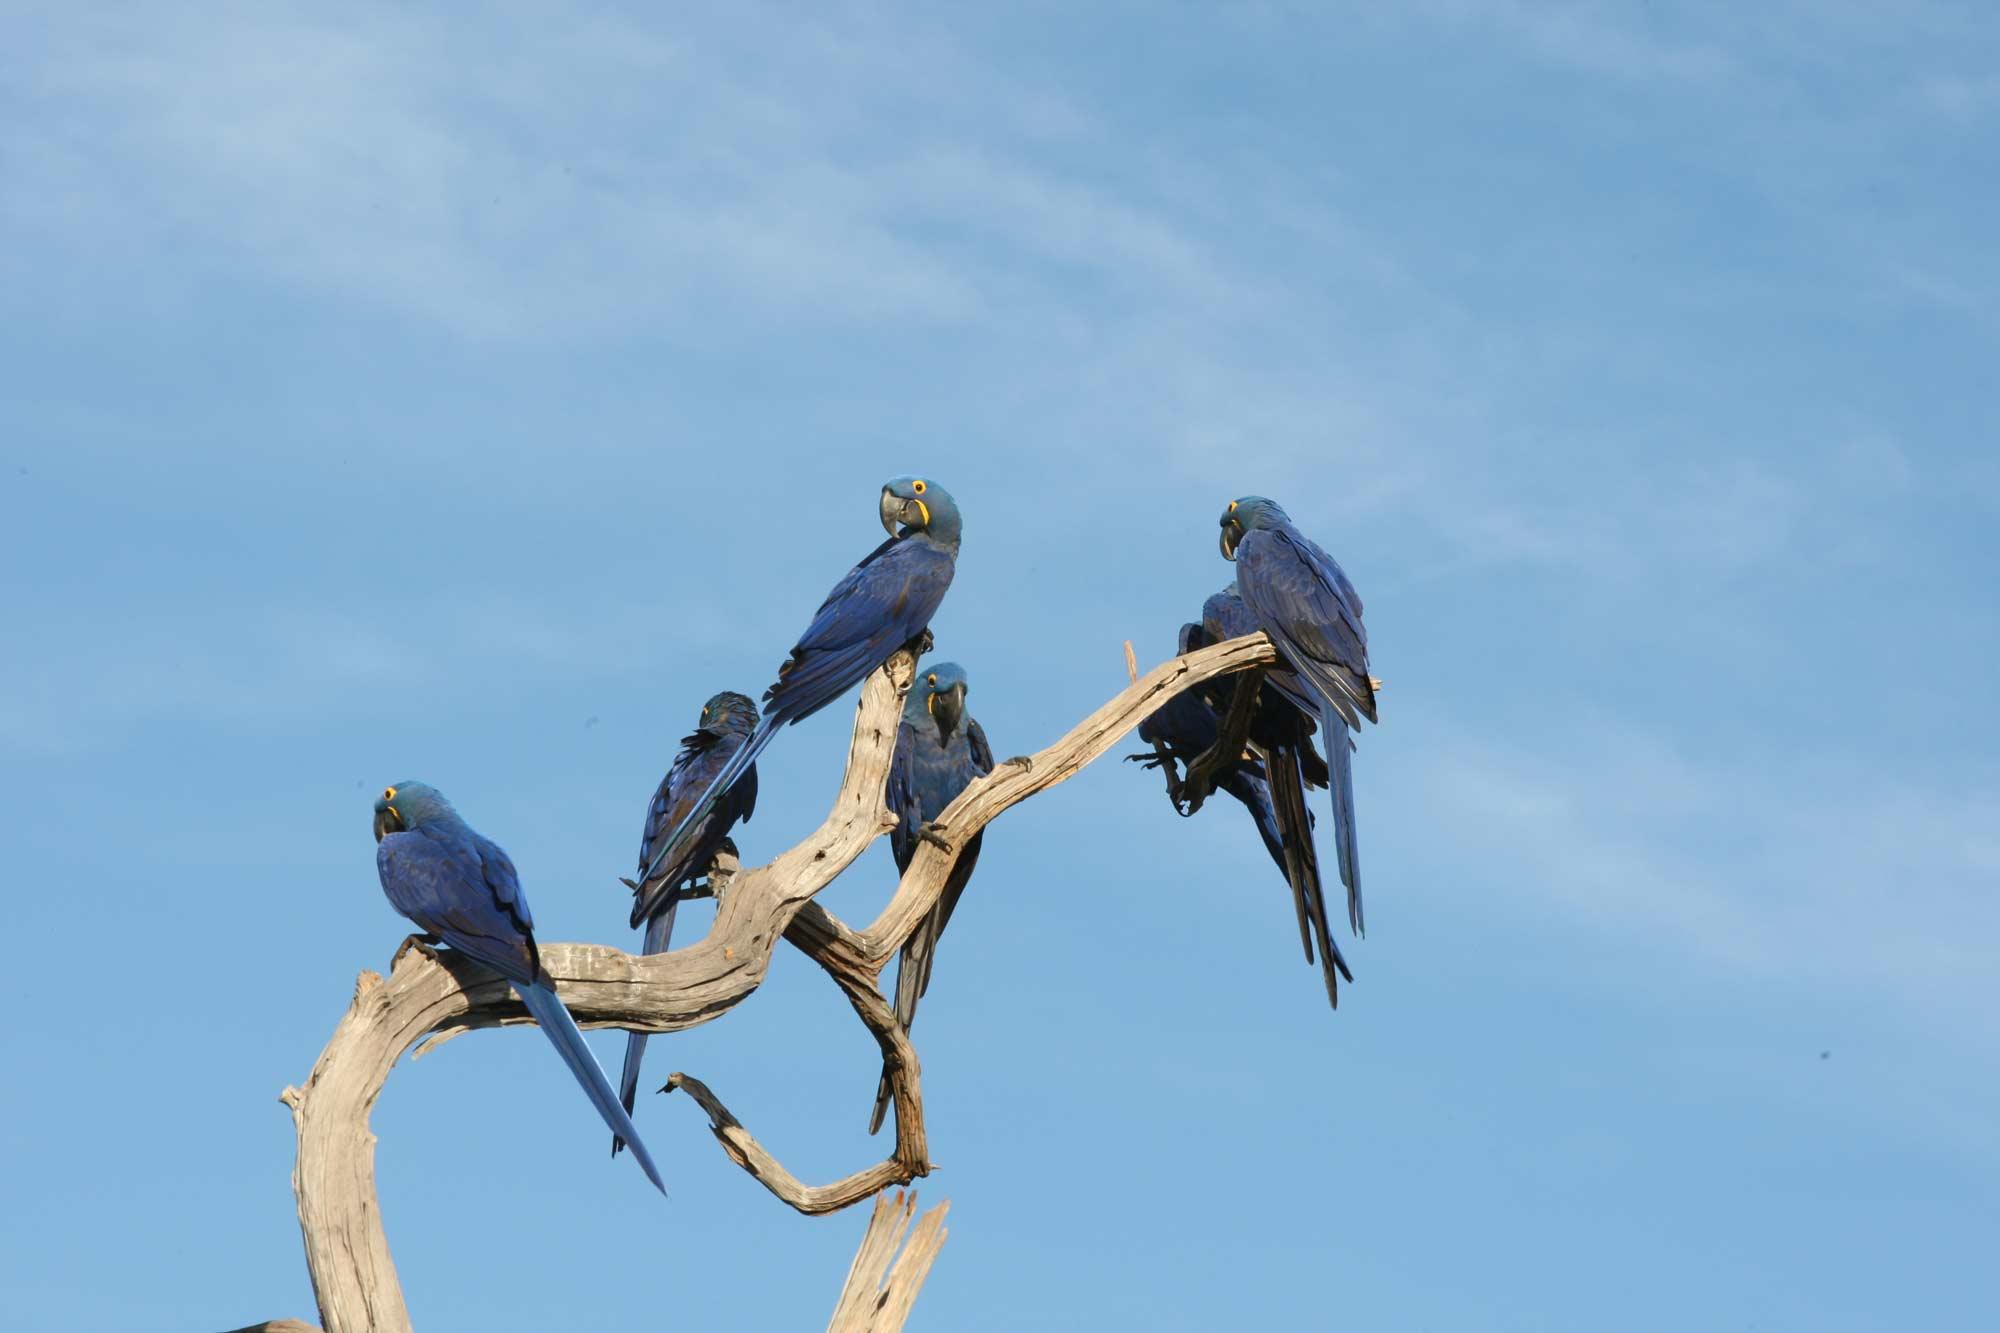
[913,479,927,495]
[383,786,397,801]
[1228,500,1238,513]
[927,673,937,686]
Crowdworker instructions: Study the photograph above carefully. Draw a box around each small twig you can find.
[664,1073,925,1216]
[662,888,935,1217]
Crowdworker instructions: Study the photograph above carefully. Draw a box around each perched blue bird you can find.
[372,781,667,1194]
[1200,587,1333,787]
[634,477,961,904]
[613,690,760,1158]
[871,661,994,1133]
[1202,585,1350,1004]
[1219,497,1378,935]
[1131,619,1351,1006]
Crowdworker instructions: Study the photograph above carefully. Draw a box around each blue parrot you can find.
[870,661,994,1134]
[1131,619,1352,1006]
[1203,585,1351,1002]
[1219,497,1378,935]
[634,477,961,905]
[613,690,760,1158]
[372,781,667,1194]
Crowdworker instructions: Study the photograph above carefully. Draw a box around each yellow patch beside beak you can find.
[914,497,930,528]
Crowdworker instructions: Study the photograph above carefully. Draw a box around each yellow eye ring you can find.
[1228,500,1237,513]
[927,673,937,686]
[912,479,927,494]
[383,786,397,801]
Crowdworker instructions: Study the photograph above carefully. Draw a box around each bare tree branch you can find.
[269,633,1279,1331]
[826,1191,951,1333]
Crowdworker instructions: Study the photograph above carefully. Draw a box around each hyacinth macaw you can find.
[1132,619,1351,1006]
[1202,584,1350,1004]
[869,661,994,1133]
[635,477,960,901]
[372,781,666,1194]
[1219,496,1378,936]
[613,690,760,1158]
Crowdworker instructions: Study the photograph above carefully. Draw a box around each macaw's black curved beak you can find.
[373,808,397,843]
[1220,520,1242,561]
[931,682,967,743]
[881,489,926,537]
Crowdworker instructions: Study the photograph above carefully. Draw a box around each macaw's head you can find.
[880,476,962,546]
[909,660,971,741]
[1219,496,1289,561]
[697,690,760,735]
[372,781,454,842]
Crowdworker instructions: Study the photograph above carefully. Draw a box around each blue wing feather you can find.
[618,723,760,1149]
[643,534,954,898]
[1236,528,1375,725]
[966,717,995,775]
[870,704,990,1133]
[887,719,923,871]
[631,724,768,927]
[766,537,955,725]
[378,826,540,984]
[376,818,667,1192]
[1235,525,1373,928]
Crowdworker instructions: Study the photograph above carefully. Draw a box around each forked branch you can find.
[270,634,1280,1332]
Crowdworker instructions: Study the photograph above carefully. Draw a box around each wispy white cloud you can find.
[1415,711,2000,1042]
[1398,0,1735,83]
[4,3,1263,336]
[0,589,731,755]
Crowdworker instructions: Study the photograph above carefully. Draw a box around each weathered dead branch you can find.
[826,1191,951,1333]
[270,633,1279,1332]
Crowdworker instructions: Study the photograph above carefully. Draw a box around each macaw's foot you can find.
[1178,749,1230,815]
[392,932,444,969]
[903,628,936,658]
[705,837,741,906]
[917,822,954,854]
[1002,754,1034,771]
[1124,745,1192,811]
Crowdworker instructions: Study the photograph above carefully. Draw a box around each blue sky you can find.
[3,2,1995,1329]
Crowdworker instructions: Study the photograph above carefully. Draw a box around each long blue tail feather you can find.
[517,981,667,1195]
[612,906,678,1157]
[1314,685,1363,937]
